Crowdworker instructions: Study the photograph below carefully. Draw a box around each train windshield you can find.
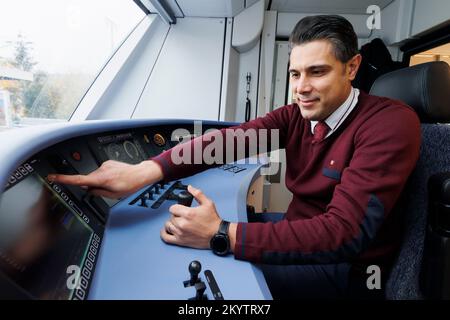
[0,0,145,130]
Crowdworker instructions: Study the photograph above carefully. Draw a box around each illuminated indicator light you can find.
[330,160,335,166]
[72,151,81,161]
[153,134,166,146]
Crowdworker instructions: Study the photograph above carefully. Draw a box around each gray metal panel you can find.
[277,12,373,38]
[176,0,244,17]
[258,10,277,117]
[234,40,261,122]
[166,0,184,17]
[271,0,393,14]
[133,17,226,121]
[84,17,170,120]
[246,0,261,7]
[219,18,238,121]
[412,0,450,36]
[272,41,289,111]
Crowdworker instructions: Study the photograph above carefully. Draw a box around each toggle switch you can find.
[139,197,148,207]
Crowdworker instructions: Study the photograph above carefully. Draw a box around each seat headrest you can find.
[370,61,450,123]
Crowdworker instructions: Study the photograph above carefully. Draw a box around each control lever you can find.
[177,190,193,207]
[184,260,201,287]
[190,281,207,301]
[183,261,208,300]
[205,270,224,300]
[130,181,191,209]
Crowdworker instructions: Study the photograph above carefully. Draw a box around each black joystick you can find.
[183,260,201,287]
[177,191,194,207]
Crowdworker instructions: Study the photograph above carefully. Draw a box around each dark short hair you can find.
[289,15,359,63]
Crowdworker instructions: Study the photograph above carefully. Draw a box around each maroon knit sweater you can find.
[152,92,421,270]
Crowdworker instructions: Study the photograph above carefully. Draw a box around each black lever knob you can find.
[183,260,201,288]
[189,260,201,285]
[177,190,193,207]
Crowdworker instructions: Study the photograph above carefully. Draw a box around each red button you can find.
[72,151,81,161]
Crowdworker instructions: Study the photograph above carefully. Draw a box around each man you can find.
[48,15,420,299]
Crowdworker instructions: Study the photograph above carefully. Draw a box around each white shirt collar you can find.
[310,87,360,139]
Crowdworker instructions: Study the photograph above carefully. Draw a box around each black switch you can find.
[205,270,224,300]
[139,197,147,207]
[47,154,77,175]
[177,191,193,207]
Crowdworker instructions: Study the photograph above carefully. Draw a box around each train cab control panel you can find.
[0,119,272,300]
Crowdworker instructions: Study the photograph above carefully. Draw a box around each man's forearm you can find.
[139,160,164,187]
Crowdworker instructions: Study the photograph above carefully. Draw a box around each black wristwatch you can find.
[210,220,230,256]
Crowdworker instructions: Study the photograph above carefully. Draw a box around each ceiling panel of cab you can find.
[143,0,394,18]
[270,0,394,14]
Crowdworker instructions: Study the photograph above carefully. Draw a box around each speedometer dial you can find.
[123,140,140,161]
[106,143,123,161]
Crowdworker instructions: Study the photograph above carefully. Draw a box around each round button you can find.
[71,151,82,161]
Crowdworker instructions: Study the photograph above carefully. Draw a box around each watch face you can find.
[210,234,229,256]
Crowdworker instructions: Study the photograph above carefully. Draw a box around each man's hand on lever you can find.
[161,185,237,253]
[47,160,163,199]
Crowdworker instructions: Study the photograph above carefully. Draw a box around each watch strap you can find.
[218,220,230,236]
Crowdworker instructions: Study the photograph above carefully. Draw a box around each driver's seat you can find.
[369,61,450,299]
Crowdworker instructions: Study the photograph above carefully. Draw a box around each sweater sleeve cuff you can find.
[234,222,262,263]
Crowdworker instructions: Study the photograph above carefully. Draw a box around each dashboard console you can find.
[0,120,271,300]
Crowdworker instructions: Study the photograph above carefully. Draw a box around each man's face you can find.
[289,40,361,121]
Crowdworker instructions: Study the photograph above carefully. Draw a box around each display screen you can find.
[0,173,93,300]
[98,133,147,164]
[104,140,145,164]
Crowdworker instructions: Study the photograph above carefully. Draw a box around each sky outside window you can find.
[0,0,145,128]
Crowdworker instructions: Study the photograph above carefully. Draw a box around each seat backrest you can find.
[369,61,450,299]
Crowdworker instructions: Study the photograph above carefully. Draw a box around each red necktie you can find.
[313,121,330,143]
